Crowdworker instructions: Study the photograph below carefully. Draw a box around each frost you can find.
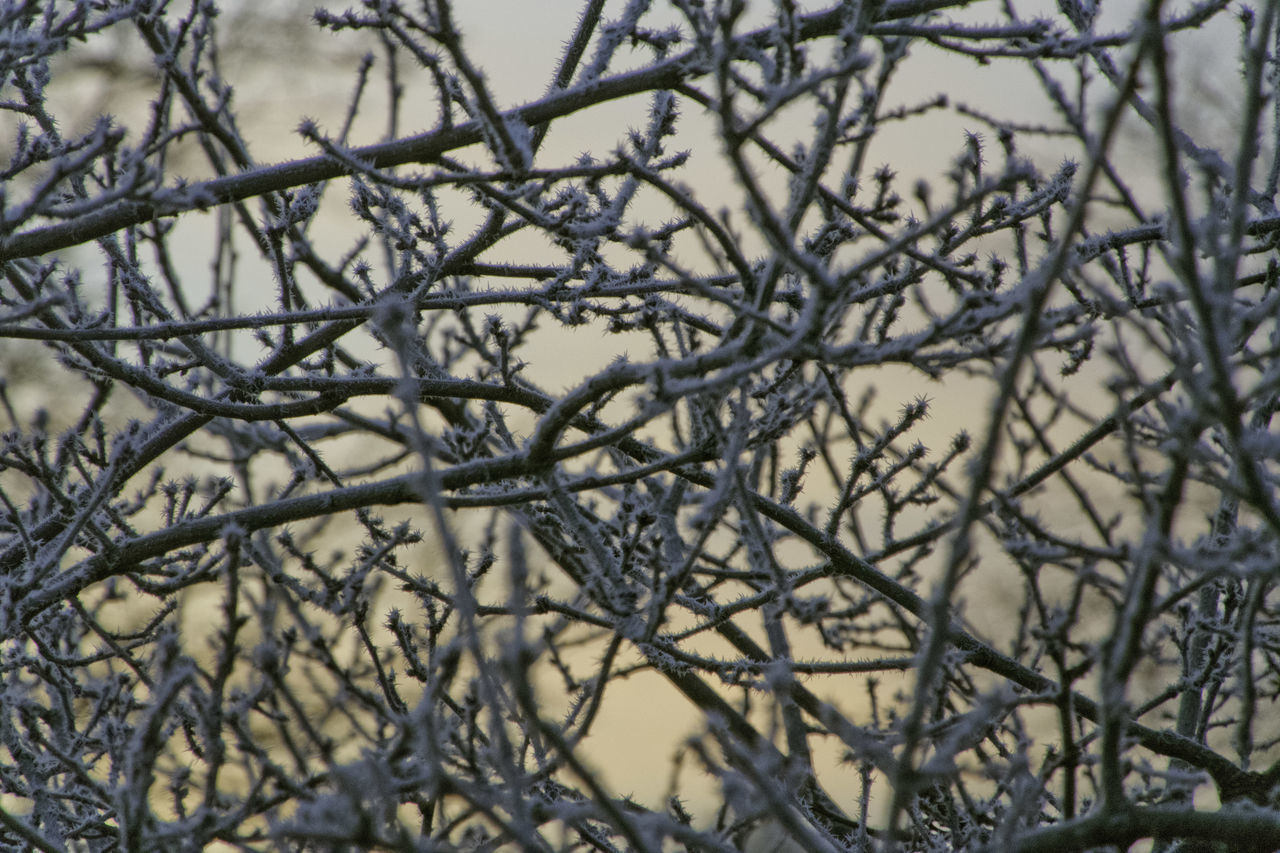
[1,0,1277,850]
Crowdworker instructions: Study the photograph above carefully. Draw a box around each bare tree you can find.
[2,0,1279,850]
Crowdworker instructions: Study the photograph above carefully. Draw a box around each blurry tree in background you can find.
[2,0,1280,850]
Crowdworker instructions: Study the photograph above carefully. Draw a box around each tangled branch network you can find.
[2,0,1280,850]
